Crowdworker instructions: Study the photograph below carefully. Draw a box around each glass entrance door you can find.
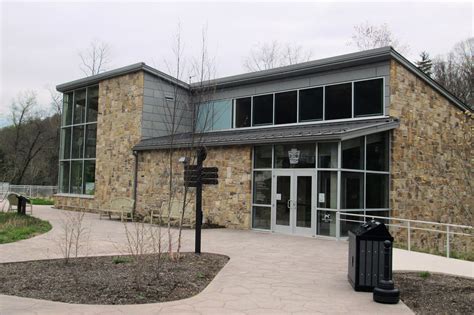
[273,170,315,235]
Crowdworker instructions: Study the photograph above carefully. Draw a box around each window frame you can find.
[58,85,98,196]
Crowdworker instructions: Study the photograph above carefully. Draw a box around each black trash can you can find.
[348,220,393,292]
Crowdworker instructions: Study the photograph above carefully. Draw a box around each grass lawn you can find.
[30,198,54,205]
[0,212,52,244]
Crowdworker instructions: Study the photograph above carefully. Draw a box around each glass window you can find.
[354,79,383,117]
[70,161,83,194]
[235,97,251,128]
[299,87,323,121]
[60,86,98,195]
[73,89,86,124]
[59,161,70,194]
[366,173,389,208]
[254,146,272,168]
[253,171,272,205]
[341,172,364,209]
[62,92,73,126]
[252,206,271,230]
[274,91,297,125]
[318,143,338,168]
[252,94,273,126]
[71,125,84,159]
[85,124,97,158]
[60,127,71,159]
[366,132,389,171]
[342,137,364,170]
[274,143,316,168]
[86,86,99,122]
[318,171,337,208]
[196,102,213,132]
[325,83,352,120]
[83,160,96,195]
[212,99,232,130]
[340,211,365,237]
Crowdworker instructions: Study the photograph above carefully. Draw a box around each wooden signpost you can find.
[183,147,219,254]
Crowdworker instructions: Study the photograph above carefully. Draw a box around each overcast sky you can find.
[1,1,472,125]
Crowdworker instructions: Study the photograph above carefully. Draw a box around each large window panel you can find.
[325,83,352,120]
[318,171,337,209]
[366,173,389,208]
[318,142,338,168]
[196,102,213,132]
[274,143,316,168]
[235,97,251,128]
[60,127,71,159]
[254,145,272,169]
[86,86,99,122]
[83,160,96,195]
[274,91,297,125]
[252,206,271,229]
[341,172,364,209]
[366,132,389,171]
[73,89,86,124]
[354,79,383,117]
[252,94,273,126]
[212,99,232,130]
[71,125,85,159]
[299,87,323,121]
[85,124,97,158]
[342,137,364,170]
[59,161,70,194]
[253,171,272,205]
[62,92,73,126]
[70,161,83,194]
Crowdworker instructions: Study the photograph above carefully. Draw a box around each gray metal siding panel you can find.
[141,73,193,139]
[359,240,366,286]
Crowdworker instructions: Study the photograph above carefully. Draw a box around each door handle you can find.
[287,199,291,209]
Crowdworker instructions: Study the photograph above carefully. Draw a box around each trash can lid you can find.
[350,220,393,240]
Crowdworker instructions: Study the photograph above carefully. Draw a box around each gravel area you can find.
[394,272,474,314]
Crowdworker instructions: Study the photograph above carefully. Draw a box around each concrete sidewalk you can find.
[1,206,469,315]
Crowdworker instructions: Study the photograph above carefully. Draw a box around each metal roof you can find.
[56,47,471,112]
[133,117,400,151]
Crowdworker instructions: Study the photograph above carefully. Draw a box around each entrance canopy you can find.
[134,117,399,151]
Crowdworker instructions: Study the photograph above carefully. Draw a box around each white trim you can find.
[54,193,94,199]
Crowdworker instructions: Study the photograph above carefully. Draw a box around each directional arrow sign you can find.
[202,167,218,173]
[202,179,218,185]
[201,172,218,179]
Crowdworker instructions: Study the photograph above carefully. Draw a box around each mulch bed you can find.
[394,272,474,314]
[0,253,228,304]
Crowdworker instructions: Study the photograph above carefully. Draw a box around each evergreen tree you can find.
[416,51,433,76]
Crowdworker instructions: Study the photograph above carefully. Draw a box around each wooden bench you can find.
[150,200,194,226]
[99,197,134,221]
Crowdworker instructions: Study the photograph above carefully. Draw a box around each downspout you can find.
[132,150,139,217]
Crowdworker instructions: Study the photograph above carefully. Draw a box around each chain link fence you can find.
[0,183,58,199]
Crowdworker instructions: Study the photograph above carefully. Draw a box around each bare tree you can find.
[79,40,111,76]
[348,21,409,54]
[0,92,58,184]
[432,38,473,109]
[243,40,312,72]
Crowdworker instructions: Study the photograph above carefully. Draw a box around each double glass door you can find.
[273,170,315,235]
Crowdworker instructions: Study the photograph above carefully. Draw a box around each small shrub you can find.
[419,271,431,279]
[112,256,131,264]
[30,198,54,205]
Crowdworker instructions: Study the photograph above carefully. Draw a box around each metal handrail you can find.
[328,209,473,258]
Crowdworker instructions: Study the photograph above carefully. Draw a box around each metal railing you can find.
[329,210,473,258]
[0,184,58,199]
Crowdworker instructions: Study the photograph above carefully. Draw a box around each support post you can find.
[335,211,341,240]
[195,147,207,254]
[446,226,450,258]
[407,221,411,251]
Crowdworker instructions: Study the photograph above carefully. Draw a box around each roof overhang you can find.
[133,117,400,151]
[56,63,189,92]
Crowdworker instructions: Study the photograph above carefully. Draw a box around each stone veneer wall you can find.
[135,146,252,229]
[55,71,145,211]
[389,60,473,256]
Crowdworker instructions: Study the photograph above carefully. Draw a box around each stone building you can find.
[55,47,472,248]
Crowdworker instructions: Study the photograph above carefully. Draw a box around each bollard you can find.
[373,240,400,304]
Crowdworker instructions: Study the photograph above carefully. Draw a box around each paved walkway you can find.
[0,206,471,315]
